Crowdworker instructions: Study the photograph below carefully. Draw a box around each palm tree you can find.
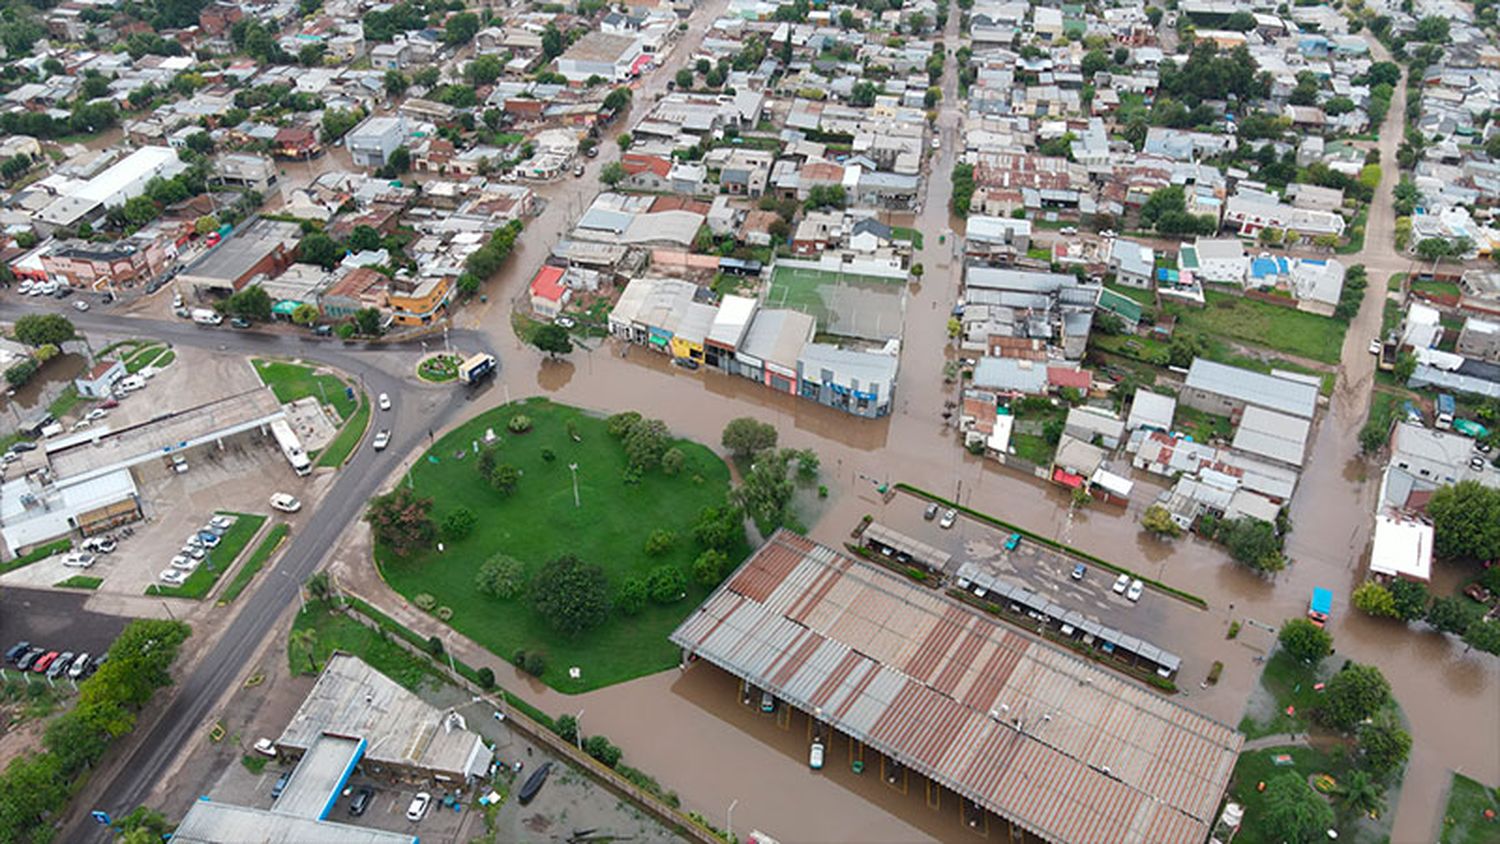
[289,627,319,674]
[1339,770,1386,820]
[305,572,331,604]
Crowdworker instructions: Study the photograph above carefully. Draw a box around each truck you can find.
[458,353,497,385]
[191,308,223,326]
[270,419,312,477]
[1436,393,1456,430]
[1308,587,1332,628]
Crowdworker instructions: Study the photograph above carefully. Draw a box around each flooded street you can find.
[0,352,86,419]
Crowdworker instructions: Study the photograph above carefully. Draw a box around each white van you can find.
[191,308,223,326]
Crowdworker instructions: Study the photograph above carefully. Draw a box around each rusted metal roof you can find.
[670,532,1242,844]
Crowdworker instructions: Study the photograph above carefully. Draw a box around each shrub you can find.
[523,651,546,677]
[617,577,648,615]
[436,606,453,621]
[530,555,611,635]
[644,528,677,556]
[475,554,526,599]
[661,447,685,476]
[1278,617,1332,663]
[1352,581,1398,618]
[507,414,532,433]
[442,507,477,540]
[693,549,730,586]
[414,593,437,611]
[606,411,642,438]
[646,565,687,603]
[1226,621,1241,639]
[476,666,495,688]
[554,713,578,743]
[541,447,556,462]
[818,484,829,498]
[584,734,623,768]
[490,464,521,495]
[427,635,444,655]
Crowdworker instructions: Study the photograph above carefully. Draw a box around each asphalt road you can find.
[0,303,492,841]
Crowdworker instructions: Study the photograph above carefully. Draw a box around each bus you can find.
[270,419,312,476]
[459,353,497,385]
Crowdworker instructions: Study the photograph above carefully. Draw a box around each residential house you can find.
[1231,405,1312,470]
[346,116,409,168]
[1368,512,1433,583]
[528,264,571,321]
[1457,317,1500,362]
[1108,238,1155,288]
[1223,189,1346,242]
[215,153,278,193]
[274,126,322,159]
[386,275,451,325]
[1178,238,1247,285]
[717,148,774,197]
[965,215,1031,263]
[1064,406,1125,450]
[1289,258,1346,317]
[42,236,173,292]
[73,360,125,399]
[619,153,672,191]
[1126,388,1176,433]
[318,267,387,319]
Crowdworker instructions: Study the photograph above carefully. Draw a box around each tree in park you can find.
[693,549,730,586]
[1260,772,1335,843]
[607,411,642,438]
[476,554,526,599]
[1425,594,1479,635]
[1318,663,1391,732]
[721,416,778,459]
[616,576,648,615]
[1463,617,1500,655]
[289,627,319,672]
[624,417,670,470]
[1337,769,1387,821]
[224,284,272,322]
[305,572,331,603]
[692,504,744,551]
[532,322,574,358]
[646,564,687,603]
[442,507,477,540]
[599,161,626,187]
[644,529,676,556]
[729,448,800,532]
[530,555,611,635]
[1426,480,1500,561]
[1278,617,1332,663]
[1357,714,1411,778]
[1140,504,1181,538]
[13,313,74,347]
[661,447,685,476]
[364,487,436,555]
[490,463,521,496]
[5,359,38,387]
[1352,581,1398,618]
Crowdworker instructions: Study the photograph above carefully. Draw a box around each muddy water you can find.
[0,352,87,417]
[429,11,1497,841]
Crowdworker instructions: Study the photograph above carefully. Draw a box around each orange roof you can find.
[529,265,567,302]
[622,153,671,179]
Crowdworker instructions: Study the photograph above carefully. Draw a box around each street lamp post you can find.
[568,463,580,508]
[727,799,739,841]
[575,709,584,751]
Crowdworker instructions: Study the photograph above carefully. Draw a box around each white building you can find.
[34,146,188,232]
[555,32,645,83]
[1179,238,1247,285]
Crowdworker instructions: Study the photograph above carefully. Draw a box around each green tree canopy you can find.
[13,313,75,347]
[532,322,574,358]
[364,487,435,555]
[1427,481,1500,561]
[224,284,273,322]
[530,554,611,635]
[1318,663,1391,732]
[1278,617,1332,663]
[1260,771,1335,843]
[722,416,778,459]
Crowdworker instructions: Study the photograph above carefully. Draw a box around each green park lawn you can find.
[252,359,357,421]
[375,398,746,693]
[1238,650,1330,739]
[54,575,102,590]
[315,394,370,467]
[218,523,290,604]
[1169,291,1348,364]
[147,513,267,600]
[1441,774,1500,844]
[1228,745,1348,844]
[289,603,440,692]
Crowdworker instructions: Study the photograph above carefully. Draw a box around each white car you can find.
[62,552,97,568]
[1368,338,1382,355]
[253,738,278,757]
[1112,573,1130,594]
[938,509,957,529]
[159,569,188,585]
[379,393,392,411]
[172,293,184,308]
[1126,579,1144,602]
[270,493,302,513]
[170,555,196,571]
[809,741,825,770]
[406,792,431,822]
[85,408,107,422]
[73,300,89,312]
[930,136,940,150]
[181,545,206,560]
[210,514,234,530]
[70,419,92,433]
[373,430,391,451]
[16,281,33,295]
[68,653,90,679]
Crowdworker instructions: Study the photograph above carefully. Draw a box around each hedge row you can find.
[896,483,1209,609]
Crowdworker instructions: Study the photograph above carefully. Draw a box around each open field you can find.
[251,359,357,420]
[1169,291,1348,364]
[1441,773,1500,844]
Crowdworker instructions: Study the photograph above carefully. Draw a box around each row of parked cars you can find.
[160,514,235,585]
[5,640,102,681]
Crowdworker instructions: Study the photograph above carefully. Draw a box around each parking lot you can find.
[0,588,130,675]
[870,491,1236,692]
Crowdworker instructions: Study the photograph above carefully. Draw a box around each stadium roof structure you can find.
[670,531,1242,844]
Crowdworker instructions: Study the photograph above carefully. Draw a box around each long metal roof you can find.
[670,532,1242,844]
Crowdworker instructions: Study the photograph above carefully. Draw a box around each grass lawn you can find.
[1382,300,1403,337]
[1169,291,1348,364]
[54,575,102,590]
[315,393,370,468]
[124,344,168,374]
[1105,282,1158,309]
[47,385,83,420]
[1174,405,1234,443]
[1412,279,1463,299]
[1336,206,1368,255]
[218,524,289,604]
[1228,745,1347,844]
[1441,773,1500,844]
[1388,273,1406,292]
[890,226,924,249]
[1238,650,1330,739]
[146,513,267,600]
[252,359,357,421]
[156,350,176,367]
[417,354,461,383]
[97,339,150,360]
[375,398,747,693]
[289,602,441,692]
[0,540,71,576]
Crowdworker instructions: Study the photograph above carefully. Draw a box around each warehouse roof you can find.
[671,532,1242,844]
[172,802,416,844]
[1184,359,1318,419]
[1231,405,1310,467]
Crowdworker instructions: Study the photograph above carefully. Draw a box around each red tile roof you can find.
[1047,366,1092,390]
[529,265,567,302]
[622,153,671,179]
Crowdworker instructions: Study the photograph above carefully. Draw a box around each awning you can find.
[272,300,305,315]
[1052,468,1085,488]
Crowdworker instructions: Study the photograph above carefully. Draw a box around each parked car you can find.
[73,300,89,312]
[1003,533,1021,551]
[5,641,30,662]
[1112,573,1130,594]
[373,430,391,451]
[160,569,188,585]
[210,514,234,530]
[406,792,431,821]
[760,690,775,713]
[10,441,37,452]
[253,738,278,757]
[170,555,196,571]
[556,316,576,329]
[809,740,825,770]
[197,531,221,548]
[84,537,115,554]
[923,502,939,520]
[573,163,586,177]
[1071,563,1086,581]
[379,393,391,411]
[62,552,97,568]
[672,357,700,370]
[16,648,45,670]
[85,408,108,422]
[938,509,957,529]
[47,652,73,680]
[1368,338,1382,355]
[585,145,599,158]
[271,772,290,800]
[1126,579,1144,602]
[270,493,302,513]
[68,653,90,680]
[32,651,59,673]
[349,786,374,816]
[230,317,252,329]
[181,545,206,560]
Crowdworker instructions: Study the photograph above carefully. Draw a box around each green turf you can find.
[375,398,746,693]
[1412,279,1462,299]
[218,523,290,604]
[53,575,102,590]
[1228,745,1347,844]
[1105,282,1158,309]
[766,264,904,327]
[0,540,71,575]
[315,393,370,468]
[289,601,442,691]
[146,513,268,600]
[1238,650,1329,739]
[252,359,357,421]
[124,344,168,374]
[890,226,924,249]
[1174,405,1234,443]
[155,350,176,367]
[1168,291,1348,364]
[1441,773,1500,844]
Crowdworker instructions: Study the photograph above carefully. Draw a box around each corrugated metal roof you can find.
[671,533,1242,844]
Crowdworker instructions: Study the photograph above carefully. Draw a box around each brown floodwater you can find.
[431,21,1497,839]
[0,353,86,419]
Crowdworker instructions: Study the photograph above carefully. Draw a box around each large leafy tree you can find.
[530,555,611,635]
[1427,481,1500,561]
[532,323,574,358]
[364,487,436,555]
[1278,618,1332,664]
[1260,772,1335,843]
[224,284,272,321]
[298,231,342,269]
[1318,663,1391,732]
[1222,517,1285,572]
[721,417,778,459]
[13,313,75,347]
[1357,714,1411,778]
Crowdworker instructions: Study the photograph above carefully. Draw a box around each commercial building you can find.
[1181,359,1319,421]
[795,342,897,418]
[555,32,646,83]
[41,236,173,292]
[671,532,1242,844]
[346,116,410,168]
[33,146,188,232]
[178,218,302,295]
